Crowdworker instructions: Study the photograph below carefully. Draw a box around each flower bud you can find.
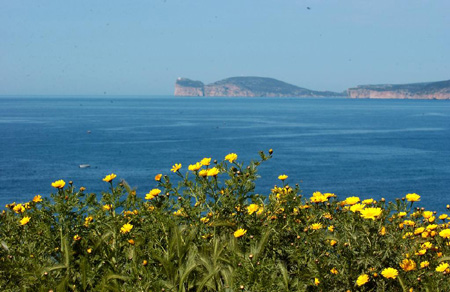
[269,149,273,155]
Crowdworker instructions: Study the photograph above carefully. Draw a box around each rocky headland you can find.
[174,76,345,97]
[175,77,450,99]
[348,80,450,100]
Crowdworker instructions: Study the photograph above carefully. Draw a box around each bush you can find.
[1,151,449,291]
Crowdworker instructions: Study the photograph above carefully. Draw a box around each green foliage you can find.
[1,151,449,291]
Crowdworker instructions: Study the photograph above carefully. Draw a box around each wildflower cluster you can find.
[0,151,449,291]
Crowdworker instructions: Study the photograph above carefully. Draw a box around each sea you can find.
[1,96,449,212]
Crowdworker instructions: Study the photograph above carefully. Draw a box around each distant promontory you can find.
[175,76,450,99]
[348,80,450,100]
[174,77,345,97]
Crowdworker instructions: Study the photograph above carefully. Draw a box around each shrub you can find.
[1,150,449,291]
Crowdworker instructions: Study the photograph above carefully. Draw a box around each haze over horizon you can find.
[1,0,449,95]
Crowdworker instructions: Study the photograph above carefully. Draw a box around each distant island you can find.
[348,80,450,100]
[174,77,345,97]
[174,76,450,99]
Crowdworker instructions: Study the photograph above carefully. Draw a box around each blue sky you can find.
[0,0,449,95]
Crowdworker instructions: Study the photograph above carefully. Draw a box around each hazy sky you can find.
[1,0,449,95]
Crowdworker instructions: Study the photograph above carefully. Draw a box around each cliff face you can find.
[174,78,204,96]
[174,76,344,97]
[348,80,450,100]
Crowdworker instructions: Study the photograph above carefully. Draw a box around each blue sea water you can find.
[0,96,449,212]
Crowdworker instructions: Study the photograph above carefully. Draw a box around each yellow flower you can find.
[397,212,407,218]
[415,249,426,256]
[84,216,93,227]
[51,179,66,189]
[324,192,336,198]
[344,196,360,205]
[173,209,184,216]
[399,259,416,272]
[142,259,148,266]
[314,278,320,286]
[310,223,323,230]
[73,234,81,241]
[381,268,398,279]
[356,274,369,286]
[350,203,365,213]
[234,228,247,238]
[379,227,386,236]
[199,169,208,177]
[171,163,182,172]
[310,193,328,203]
[247,204,259,215]
[206,167,219,177]
[360,207,383,220]
[102,174,117,182]
[20,216,30,225]
[225,153,238,163]
[330,239,337,246]
[323,213,333,220]
[120,223,133,234]
[32,195,43,203]
[403,232,413,239]
[155,174,162,181]
[422,211,433,219]
[439,229,450,239]
[128,239,135,245]
[200,217,210,223]
[103,204,112,211]
[5,202,16,209]
[188,162,202,172]
[439,214,448,220]
[256,206,264,215]
[362,199,374,205]
[405,193,420,202]
[436,262,449,272]
[87,248,92,254]
[200,157,211,166]
[426,224,438,231]
[403,220,416,227]
[13,204,25,214]
[421,242,432,249]
[328,225,335,232]
[278,174,288,181]
[330,268,338,274]
[420,261,429,269]
[145,188,161,200]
